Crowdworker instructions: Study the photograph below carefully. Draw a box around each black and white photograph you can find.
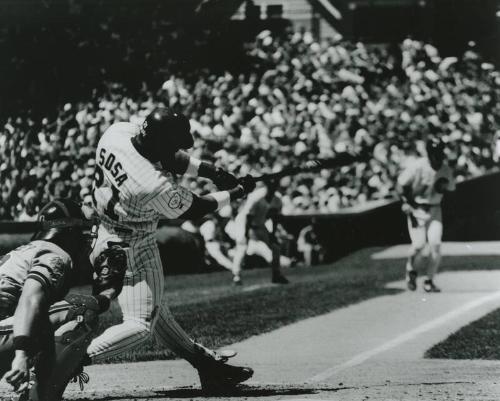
[0,0,500,400]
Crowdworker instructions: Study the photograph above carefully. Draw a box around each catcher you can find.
[0,198,127,401]
[397,138,455,292]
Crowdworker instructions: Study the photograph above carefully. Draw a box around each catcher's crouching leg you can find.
[29,294,101,401]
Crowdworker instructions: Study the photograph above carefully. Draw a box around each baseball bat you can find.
[252,152,360,183]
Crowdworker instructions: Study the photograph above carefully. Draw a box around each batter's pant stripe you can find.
[89,321,151,360]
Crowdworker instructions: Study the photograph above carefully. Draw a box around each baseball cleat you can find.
[193,342,237,362]
[423,279,441,293]
[406,270,417,291]
[233,275,242,286]
[193,343,253,394]
[198,363,253,394]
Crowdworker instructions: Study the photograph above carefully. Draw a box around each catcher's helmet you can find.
[33,198,97,251]
[141,107,193,154]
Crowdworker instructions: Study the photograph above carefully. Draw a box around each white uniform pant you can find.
[406,206,443,279]
[87,226,196,363]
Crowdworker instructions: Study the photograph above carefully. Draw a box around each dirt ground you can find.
[59,359,500,401]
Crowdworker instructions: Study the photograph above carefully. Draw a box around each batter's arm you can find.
[180,187,247,221]
[168,151,239,190]
[166,151,219,177]
[161,151,197,175]
[181,176,256,220]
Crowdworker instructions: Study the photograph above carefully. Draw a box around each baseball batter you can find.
[86,107,255,392]
[397,138,455,292]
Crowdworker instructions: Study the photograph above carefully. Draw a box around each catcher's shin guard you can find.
[29,296,100,401]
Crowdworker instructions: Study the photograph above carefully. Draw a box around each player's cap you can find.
[141,107,193,152]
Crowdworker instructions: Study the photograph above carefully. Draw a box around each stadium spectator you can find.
[1,25,499,221]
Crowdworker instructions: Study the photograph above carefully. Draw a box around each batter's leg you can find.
[153,306,254,393]
[150,241,219,362]
[152,305,201,364]
[86,266,163,361]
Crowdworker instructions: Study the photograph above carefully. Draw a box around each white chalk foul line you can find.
[306,289,500,383]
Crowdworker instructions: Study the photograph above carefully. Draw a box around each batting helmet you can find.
[33,198,98,251]
[141,107,193,154]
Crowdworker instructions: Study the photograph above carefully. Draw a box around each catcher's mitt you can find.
[92,243,127,297]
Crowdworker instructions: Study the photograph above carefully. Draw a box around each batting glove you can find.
[213,168,239,190]
[238,175,256,194]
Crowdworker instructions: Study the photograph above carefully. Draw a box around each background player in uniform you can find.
[199,213,236,274]
[85,107,255,393]
[229,180,289,285]
[0,198,126,400]
[397,138,456,292]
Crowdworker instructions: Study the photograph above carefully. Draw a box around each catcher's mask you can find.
[34,198,99,253]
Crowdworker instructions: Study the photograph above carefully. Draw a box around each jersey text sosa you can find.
[98,148,128,186]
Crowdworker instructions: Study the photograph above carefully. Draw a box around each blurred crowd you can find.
[1,24,499,221]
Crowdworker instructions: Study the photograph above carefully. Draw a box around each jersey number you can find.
[92,166,120,221]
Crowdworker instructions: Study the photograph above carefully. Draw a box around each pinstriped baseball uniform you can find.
[87,122,198,361]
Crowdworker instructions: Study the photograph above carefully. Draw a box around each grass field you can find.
[426,307,500,360]
[95,247,500,363]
